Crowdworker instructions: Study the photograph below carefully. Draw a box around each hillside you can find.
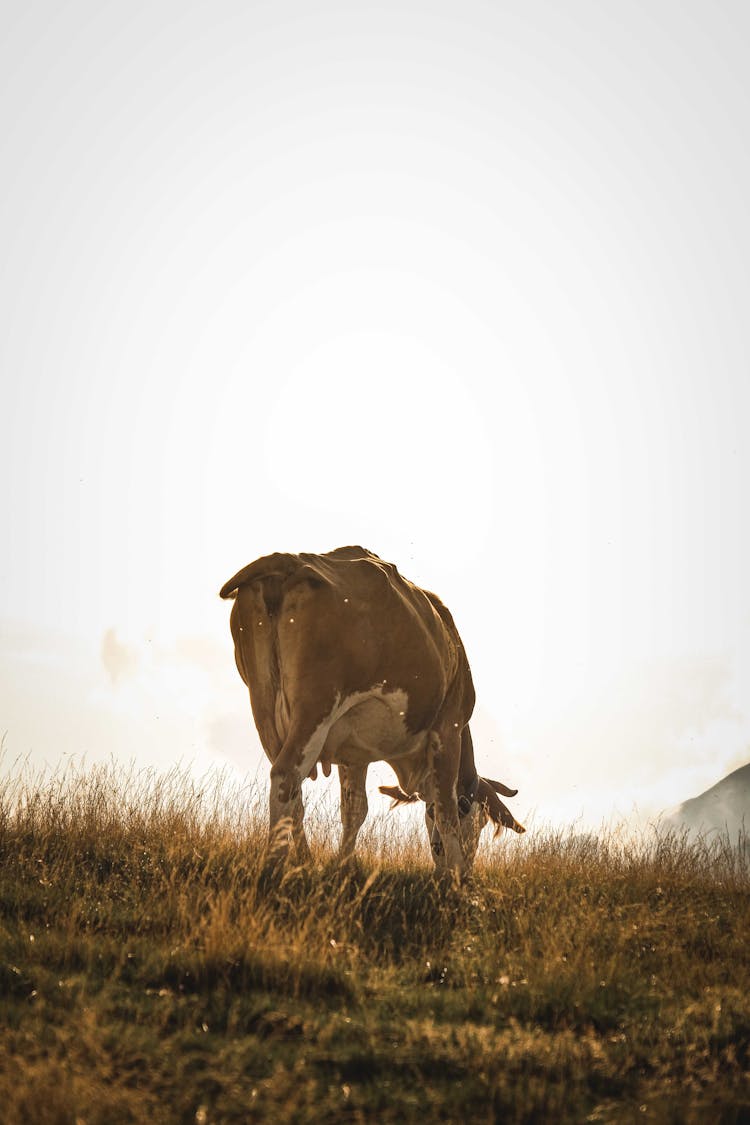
[665,761,750,838]
[1,762,749,1123]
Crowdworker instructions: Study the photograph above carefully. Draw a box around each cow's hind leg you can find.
[268,715,333,861]
[265,753,311,863]
[268,771,296,860]
[338,762,368,860]
[268,734,307,861]
[290,789,311,862]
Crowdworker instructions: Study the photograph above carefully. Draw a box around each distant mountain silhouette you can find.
[664,761,750,837]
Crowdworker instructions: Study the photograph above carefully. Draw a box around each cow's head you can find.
[380,774,525,869]
[426,775,525,868]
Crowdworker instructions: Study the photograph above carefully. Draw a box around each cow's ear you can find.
[485,777,519,798]
[477,778,525,835]
[378,784,418,807]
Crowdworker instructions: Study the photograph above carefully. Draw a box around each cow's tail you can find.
[378,784,419,809]
[219,553,299,600]
[477,777,526,836]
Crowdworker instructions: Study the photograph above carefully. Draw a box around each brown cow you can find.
[220,546,524,877]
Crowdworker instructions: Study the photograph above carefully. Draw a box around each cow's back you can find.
[222,547,471,755]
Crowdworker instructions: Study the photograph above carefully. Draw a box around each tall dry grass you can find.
[1,757,748,1123]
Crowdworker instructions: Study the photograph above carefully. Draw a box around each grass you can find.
[1,760,749,1123]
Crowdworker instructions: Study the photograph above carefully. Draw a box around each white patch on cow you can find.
[295,685,422,780]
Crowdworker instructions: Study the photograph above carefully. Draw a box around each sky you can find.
[2,0,749,830]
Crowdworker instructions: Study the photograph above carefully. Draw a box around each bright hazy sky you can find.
[2,1,749,827]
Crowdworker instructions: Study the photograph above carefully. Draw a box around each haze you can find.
[2,1,749,828]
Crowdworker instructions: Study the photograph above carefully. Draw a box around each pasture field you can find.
[0,762,748,1124]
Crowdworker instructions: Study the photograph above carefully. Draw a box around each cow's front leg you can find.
[427,729,467,881]
[338,762,368,860]
[424,801,445,868]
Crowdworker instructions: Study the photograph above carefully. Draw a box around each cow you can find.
[220,546,524,878]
